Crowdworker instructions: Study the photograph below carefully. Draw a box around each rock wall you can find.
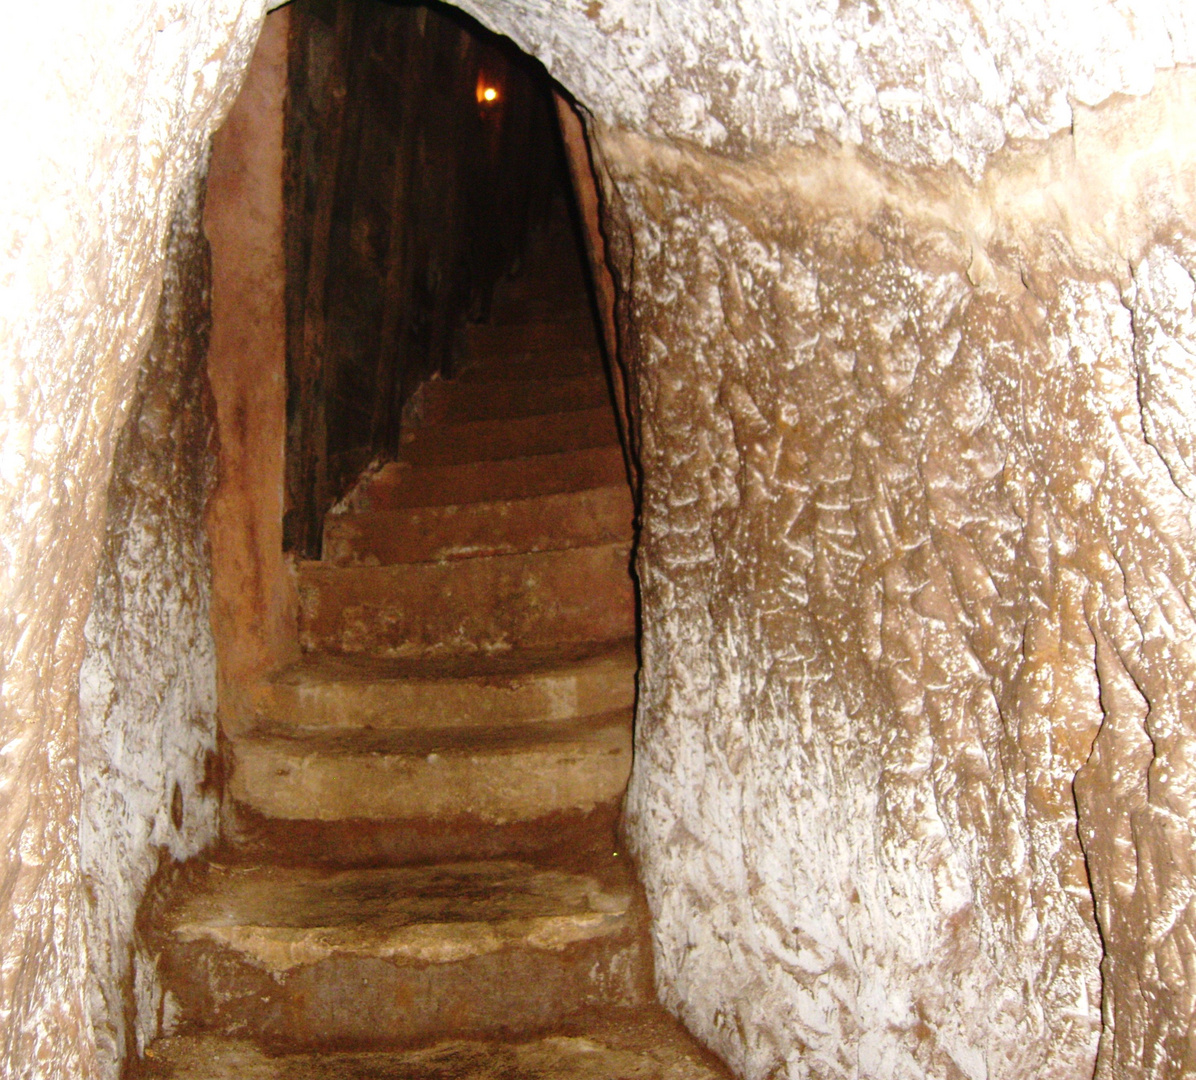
[610,96,1196,1077]
[78,174,221,1079]
[456,2,1196,1077]
[0,4,263,1077]
[458,0,1194,172]
[204,9,298,729]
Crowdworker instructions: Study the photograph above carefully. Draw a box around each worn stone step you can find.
[485,291,591,325]
[495,248,587,298]
[229,709,631,824]
[152,858,649,1048]
[224,795,624,871]
[299,543,635,656]
[458,345,603,382]
[324,485,633,567]
[399,407,618,468]
[489,287,589,325]
[239,639,636,735]
[491,272,587,310]
[134,1013,730,1079]
[349,445,627,511]
[466,315,598,357]
[419,373,610,425]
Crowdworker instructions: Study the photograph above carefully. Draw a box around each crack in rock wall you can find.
[78,171,221,1080]
[0,4,264,1077]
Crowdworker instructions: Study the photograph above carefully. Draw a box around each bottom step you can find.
[135,1013,730,1078]
[152,859,650,1048]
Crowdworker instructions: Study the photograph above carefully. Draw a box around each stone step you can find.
[485,291,590,325]
[419,373,610,425]
[151,858,649,1048]
[223,791,624,870]
[324,485,633,566]
[228,709,631,824]
[489,287,589,325]
[399,407,618,468]
[466,315,598,358]
[298,543,635,656]
[240,640,636,734]
[349,445,626,511]
[134,1015,730,1079]
[495,249,587,296]
[457,345,603,382]
[493,262,587,309]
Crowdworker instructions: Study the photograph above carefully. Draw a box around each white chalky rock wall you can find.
[458,2,1196,1077]
[460,0,1196,174]
[78,173,221,1080]
[0,4,262,1078]
[606,128,1185,1078]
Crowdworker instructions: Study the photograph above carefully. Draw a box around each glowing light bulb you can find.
[476,75,500,104]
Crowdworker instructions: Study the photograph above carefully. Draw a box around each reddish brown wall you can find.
[205,8,299,724]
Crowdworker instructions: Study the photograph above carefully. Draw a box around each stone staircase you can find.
[133,209,727,1078]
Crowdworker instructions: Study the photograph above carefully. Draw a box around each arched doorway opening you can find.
[116,3,721,1077]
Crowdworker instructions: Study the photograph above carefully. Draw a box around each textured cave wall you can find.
[455,0,1194,172]
[609,102,1196,1078]
[451,2,1196,1078]
[78,173,221,1079]
[0,4,264,1077]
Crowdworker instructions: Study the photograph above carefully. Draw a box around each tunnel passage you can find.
[281,0,598,558]
[14,2,1195,1079]
[127,3,729,1076]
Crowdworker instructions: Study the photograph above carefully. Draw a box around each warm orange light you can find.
[476,74,500,104]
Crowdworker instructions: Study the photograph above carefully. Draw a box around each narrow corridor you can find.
[133,200,728,1078]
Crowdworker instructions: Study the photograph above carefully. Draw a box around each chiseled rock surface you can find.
[460,0,1195,175]
[78,176,220,1080]
[0,4,263,1078]
[607,76,1196,1080]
